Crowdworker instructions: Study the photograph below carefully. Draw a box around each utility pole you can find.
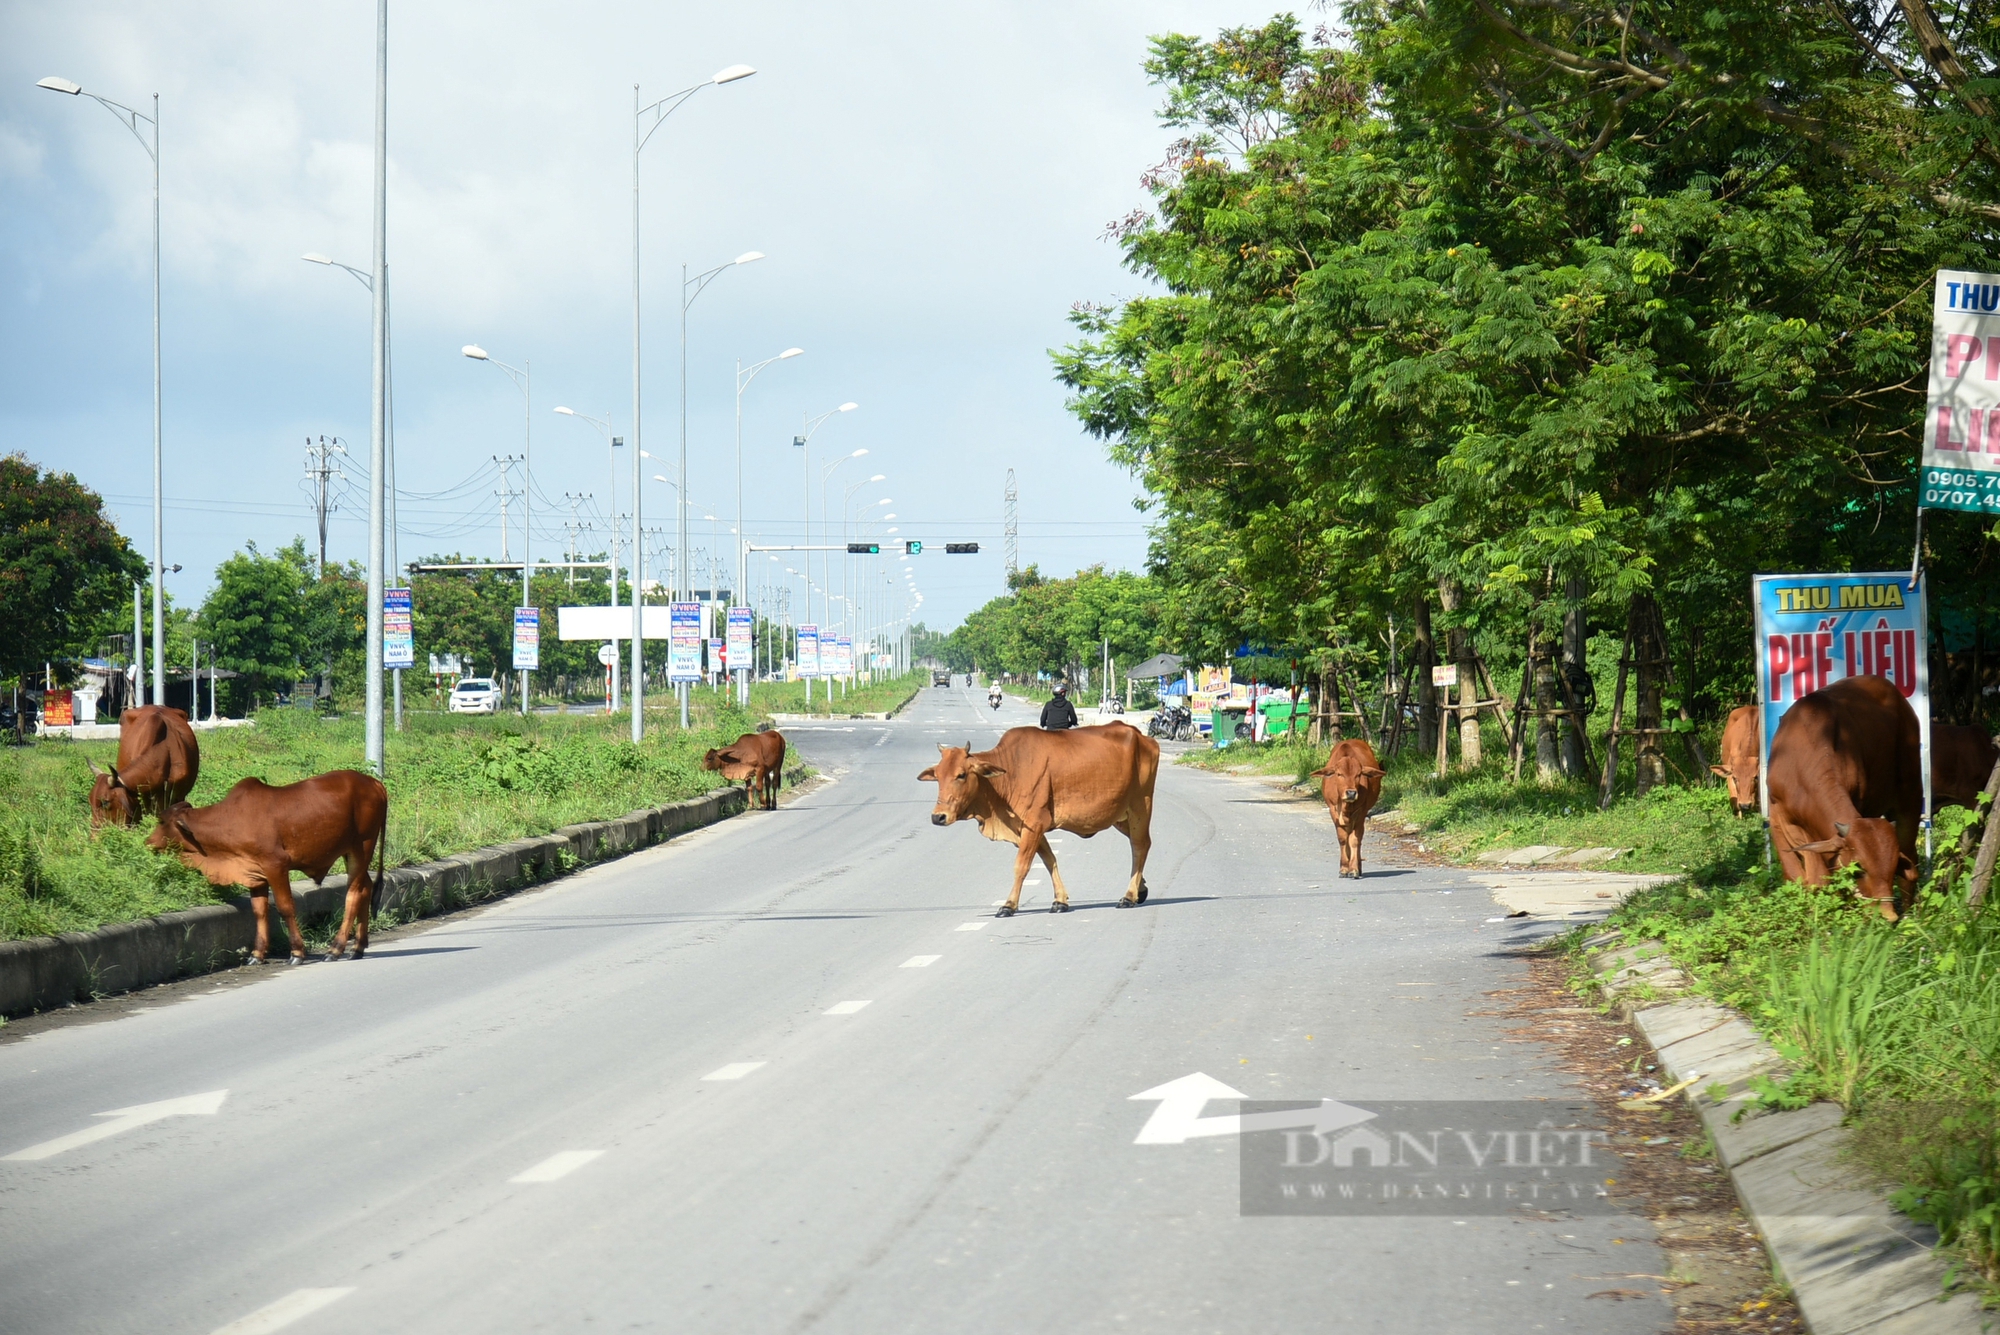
[562,491,590,588]
[1003,468,1018,587]
[494,454,522,561]
[302,435,346,575]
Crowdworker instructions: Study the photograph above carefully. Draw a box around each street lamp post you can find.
[38,74,165,710]
[555,407,622,710]
[463,345,531,715]
[733,346,801,703]
[634,64,755,743]
[303,251,403,734]
[791,406,857,704]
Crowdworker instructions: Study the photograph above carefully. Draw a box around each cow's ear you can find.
[1709,765,1729,778]
[1362,767,1386,779]
[971,762,1006,778]
[1308,766,1331,778]
[1793,837,1842,854]
[917,766,938,783]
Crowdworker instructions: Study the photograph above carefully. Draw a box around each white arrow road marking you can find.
[824,1000,872,1015]
[209,1287,353,1334]
[702,1062,766,1081]
[3,1089,229,1162]
[901,955,941,968]
[510,1150,603,1183]
[1128,1073,1376,1146]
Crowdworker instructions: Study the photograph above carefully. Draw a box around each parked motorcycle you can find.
[1097,695,1125,715]
[1149,702,1192,741]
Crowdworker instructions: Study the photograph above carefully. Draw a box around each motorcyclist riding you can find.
[987,682,1003,710]
[1039,681,1079,731]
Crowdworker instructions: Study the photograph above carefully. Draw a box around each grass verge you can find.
[0,699,790,942]
[742,670,924,717]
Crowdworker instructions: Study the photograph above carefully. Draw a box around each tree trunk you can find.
[1413,595,1438,756]
[1439,577,1481,770]
[1533,629,1562,782]
[1560,578,1591,777]
[1631,594,1668,796]
[1320,662,1340,743]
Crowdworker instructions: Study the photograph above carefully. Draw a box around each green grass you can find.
[740,670,924,717]
[0,700,793,943]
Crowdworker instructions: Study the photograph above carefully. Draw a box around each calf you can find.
[702,728,786,809]
[89,705,199,826]
[1931,723,2000,811]
[1709,705,1760,816]
[1311,739,1385,879]
[147,770,388,963]
[1766,675,1921,918]
[920,722,1158,914]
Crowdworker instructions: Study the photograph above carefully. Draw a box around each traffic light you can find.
[905,540,922,555]
[945,542,979,554]
[846,542,880,554]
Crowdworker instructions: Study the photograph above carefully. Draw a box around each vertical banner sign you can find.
[43,689,74,728]
[708,638,724,677]
[798,624,820,678]
[383,588,414,669]
[512,607,541,671]
[836,635,853,677]
[1753,572,1930,819]
[726,607,753,676]
[668,602,703,682]
[1923,270,2000,514]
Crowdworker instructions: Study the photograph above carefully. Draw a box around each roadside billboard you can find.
[668,602,703,682]
[511,607,540,671]
[384,588,414,669]
[798,624,820,678]
[1922,269,2000,515]
[726,607,753,675]
[1752,571,1930,819]
[836,636,853,677]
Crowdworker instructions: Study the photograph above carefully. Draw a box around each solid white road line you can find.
[901,955,942,968]
[702,1062,767,1081]
[823,1000,873,1015]
[955,922,988,932]
[209,1288,355,1334]
[509,1150,604,1183]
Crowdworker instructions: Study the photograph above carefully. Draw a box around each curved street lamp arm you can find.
[636,83,707,155]
[80,91,157,159]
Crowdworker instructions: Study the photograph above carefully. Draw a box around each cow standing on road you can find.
[702,729,786,810]
[1311,740,1385,879]
[919,723,1159,915]
[88,705,200,826]
[147,770,389,963]
[1766,675,1921,918]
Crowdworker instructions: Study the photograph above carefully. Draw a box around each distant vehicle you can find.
[449,677,501,714]
[932,669,953,687]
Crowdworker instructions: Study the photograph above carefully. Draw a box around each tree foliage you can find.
[943,565,1163,683]
[0,454,146,688]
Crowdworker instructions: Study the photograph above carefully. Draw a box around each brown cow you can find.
[88,705,200,826]
[1311,739,1384,879]
[1709,705,1760,817]
[1931,723,2000,811]
[147,770,388,963]
[1766,675,1921,918]
[919,722,1158,915]
[702,728,786,810]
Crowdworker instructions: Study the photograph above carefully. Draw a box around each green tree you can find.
[203,543,309,709]
[0,453,145,692]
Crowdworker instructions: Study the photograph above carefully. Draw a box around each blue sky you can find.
[1,1,1259,631]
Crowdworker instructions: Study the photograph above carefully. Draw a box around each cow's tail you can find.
[370,788,389,913]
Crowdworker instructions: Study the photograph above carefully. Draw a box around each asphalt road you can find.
[0,684,1674,1334]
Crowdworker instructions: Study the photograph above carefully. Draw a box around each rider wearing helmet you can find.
[1039,680,1079,731]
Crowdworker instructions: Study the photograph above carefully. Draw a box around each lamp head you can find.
[553,406,575,416]
[653,474,670,483]
[301,252,333,265]
[734,251,764,265]
[779,347,803,359]
[851,448,868,458]
[462,345,489,360]
[868,473,886,482]
[712,64,757,85]
[37,77,82,95]
[839,402,858,412]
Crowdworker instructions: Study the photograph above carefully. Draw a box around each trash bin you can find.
[1260,698,1308,737]
[1211,703,1251,748]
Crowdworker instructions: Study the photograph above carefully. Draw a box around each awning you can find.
[1125,653,1184,679]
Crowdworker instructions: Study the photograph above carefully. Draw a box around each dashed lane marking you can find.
[955,922,987,932]
[509,1150,604,1183]
[702,1062,767,1081]
[901,955,942,968]
[824,1000,872,1015]
[210,1288,355,1334]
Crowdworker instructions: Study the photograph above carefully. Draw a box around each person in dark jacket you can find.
[1040,681,1079,730]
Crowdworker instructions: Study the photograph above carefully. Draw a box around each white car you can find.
[449,677,501,714]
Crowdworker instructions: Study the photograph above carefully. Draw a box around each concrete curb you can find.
[0,785,750,1019]
[1587,936,1990,1334]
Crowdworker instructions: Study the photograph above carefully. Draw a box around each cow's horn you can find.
[964,741,971,753]
[1834,821,1851,839]
[87,760,103,777]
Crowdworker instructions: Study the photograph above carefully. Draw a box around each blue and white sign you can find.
[726,606,753,676]
[797,624,820,678]
[383,588,414,669]
[668,602,703,682]
[511,606,540,671]
[1751,570,1930,817]
[1923,269,2000,514]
